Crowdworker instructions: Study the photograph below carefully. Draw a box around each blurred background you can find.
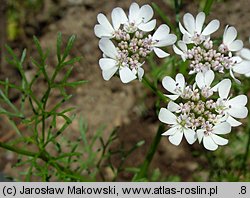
[0,0,250,181]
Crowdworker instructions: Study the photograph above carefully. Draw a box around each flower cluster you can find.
[95,2,177,83]
[158,12,249,151]
[173,12,249,82]
[159,70,248,151]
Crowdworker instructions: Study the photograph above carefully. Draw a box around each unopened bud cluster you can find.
[171,85,223,132]
[186,40,237,74]
[114,28,153,69]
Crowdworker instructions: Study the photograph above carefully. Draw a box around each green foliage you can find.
[0,33,87,181]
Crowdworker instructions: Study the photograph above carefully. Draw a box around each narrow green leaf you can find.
[33,36,44,58]
[6,117,22,136]
[20,48,26,64]
[61,56,82,67]
[57,32,62,63]
[79,116,88,145]
[4,78,9,96]
[63,80,88,87]
[62,35,76,61]
[5,44,18,61]
[0,90,20,114]
[62,66,73,83]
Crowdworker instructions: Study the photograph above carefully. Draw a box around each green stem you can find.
[142,76,169,103]
[151,3,176,34]
[240,117,250,174]
[133,76,167,180]
[0,142,88,181]
[203,0,214,15]
[0,142,38,157]
[134,124,164,180]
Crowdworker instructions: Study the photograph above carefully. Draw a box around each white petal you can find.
[138,4,154,23]
[162,76,176,93]
[138,20,156,32]
[178,40,188,51]
[169,130,184,146]
[119,67,136,83]
[158,108,177,125]
[226,115,242,127]
[162,125,179,136]
[202,19,220,36]
[228,107,248,119]
[182,33,192,44]
[138,67,144,81]
[211,134,228,146]
[195,72,205,89]
[165,94,179,100]
[99,38,118,59]
[99,58,117,71]
[228,95,248,107]
[213,122,231,134]
[195,12,205,34]
[167,101,180,112]
[179,22,189,36]
[97,13,114,32]
[173,44,183,56]
[153,47,170,58]
[240,48,250,60]
[129,2,139,22]
[183,13,195,35]
[205,70,215,87]
[102,67,118,81]
[218,79,231,99]
[197,129,205,143]
[154,34,177,47]
[233,60,250,74]
[203,136,218,151]
[230,69,241,84]
[153,24,170,41]
[175,73,185,90]
[111,7,128,30]
[184,128,197,144]
[231,56,242,64]
[245,72,250,77]
[94,25,112,38]
[228,40,243,52]
[223,26,237,45]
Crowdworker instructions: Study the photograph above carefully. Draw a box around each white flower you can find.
[197,122,231,151]
[162,73,186,100]
[215,79,248,126]
[233,48,250,76]
[195,70,215,98]
[220,26,243,53]
[99,38,137,83]
[179,12,220,45]
[125,2,156,33]
[94,7,128,38]
[167,101,181,113]
[151,24,177,58]
[173,40,188,61]
[159,108,197,145]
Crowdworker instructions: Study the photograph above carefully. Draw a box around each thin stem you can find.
[240,116,250,174]
[203,0,214,15]
[174,0,182,27]
[151,3,176,35]
[134,124,164,180]
[0,142,39,157]
[142,76,169,103]
[0,141,88,181]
